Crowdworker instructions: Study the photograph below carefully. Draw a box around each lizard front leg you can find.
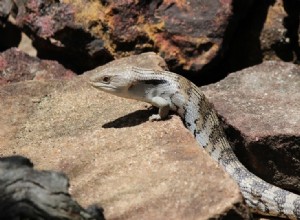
[149,96,170,121]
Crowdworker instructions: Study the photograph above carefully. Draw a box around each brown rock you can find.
[260,0,288,61]
[104,0,237,72]
[8,0,113,72]
[260,0,300,63]
[0,0,13,18]
[202,61,300,193]
[0,53,250,219]
[0,48,75,85]
[2,0,299,82]
[6,0,255,77]
[18,33,37,57]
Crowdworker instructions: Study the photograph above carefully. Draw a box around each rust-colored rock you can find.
[1,0,299,82]
[202,61,300,194]
[0,53,250,219]
[9,0,113,72]
[0,48,75,85]
[2,0,255,77]
[105,0,234,72]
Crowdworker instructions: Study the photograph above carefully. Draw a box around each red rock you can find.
[5,0,254,77]
[2,0,298,82]
[0,48,75,85]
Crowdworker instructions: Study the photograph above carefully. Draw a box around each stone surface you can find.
[18,33,37,57]
[0,155,104,220]
[2,0,299,82]
[260,0,300,63]
[0,48,75,85]
[11,0,113,72]
[1,0,300,82]
[0,53,249,219]
[1,0,255,77]
[0,0,13,18]
[202,61,300,193]
[103,0,237,72]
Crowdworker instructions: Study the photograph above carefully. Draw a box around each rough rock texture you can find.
[5,0,113,72]
[0,155,104,220]
[1,0,300,82]
[0,53,249,219]
[202,61,300,193]
[1,0,255,77]
[0,48,75,85]
[1,0,299,81]
[0,0,13,18]
[260,0,300,63]
[18,32,38,57]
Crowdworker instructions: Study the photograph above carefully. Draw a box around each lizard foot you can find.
[149,114,162,121]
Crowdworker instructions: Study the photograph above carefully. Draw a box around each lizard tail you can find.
[182,94,300,219]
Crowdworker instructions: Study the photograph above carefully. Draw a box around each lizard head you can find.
[88,66,135,96]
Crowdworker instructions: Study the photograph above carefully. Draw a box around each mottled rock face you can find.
[14,0,74,37]
[4,0,113,72]
[106,1,233,71]
[0,0,255,76]
[0,48,75,85]
[1,0,299,80]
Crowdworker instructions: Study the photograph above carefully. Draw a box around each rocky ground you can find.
[0,0,299,219]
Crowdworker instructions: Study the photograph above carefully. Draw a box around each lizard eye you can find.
[102,76,111,84]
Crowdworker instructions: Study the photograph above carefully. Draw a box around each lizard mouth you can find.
[89,81,116,91]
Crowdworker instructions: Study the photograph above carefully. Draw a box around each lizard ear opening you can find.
[128,81,138,90]
[127,77,142,90]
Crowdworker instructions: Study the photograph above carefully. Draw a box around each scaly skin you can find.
[88,66,300,219]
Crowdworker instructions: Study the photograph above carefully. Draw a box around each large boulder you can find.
[0,52,249,219]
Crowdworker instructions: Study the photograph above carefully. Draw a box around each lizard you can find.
[88,65,300,219]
